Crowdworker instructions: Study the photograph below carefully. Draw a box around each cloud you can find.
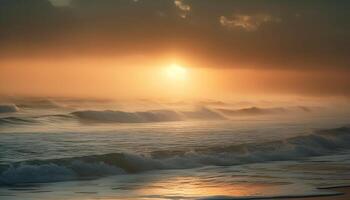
[1,0,350,73]
[174,0,190,19]
[220,14,281,31]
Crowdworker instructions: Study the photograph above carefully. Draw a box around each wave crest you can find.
[0,117,37,126]
[0,104,18,113]
[217,107,286,116]
[72,107,225,123]
[1,127,349,185]
[72,109,183,123]
[15,99,62,109]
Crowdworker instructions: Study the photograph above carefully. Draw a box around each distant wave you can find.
[0,114,73,126]
[1,127,350,185]
[15,99,62,109]
[0,117,37,126]
[298,106,312,112]
[0,107,224,125]
[216,107,287,116]
[182,106,225,120]
[72,107,225,123]
[0,104,18,113]
[72,109,183,123]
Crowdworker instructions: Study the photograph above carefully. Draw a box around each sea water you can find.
[0,99,350,200]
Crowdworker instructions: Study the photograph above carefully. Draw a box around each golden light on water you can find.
[129,176,284,200]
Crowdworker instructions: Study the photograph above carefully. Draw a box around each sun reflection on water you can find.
[130,176,280,199]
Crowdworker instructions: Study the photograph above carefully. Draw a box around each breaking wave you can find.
[1,127,350,185]
[72,109,183,123]
[0,107,224,126]
[182,106,225,120]
[72,107,224,123]
[0,114,74,126]
[15,99,62,109]
[0,104,18,113]
[0,117,37,126]
[216,107,286,116]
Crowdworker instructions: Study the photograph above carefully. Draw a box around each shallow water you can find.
[0,101,350,199]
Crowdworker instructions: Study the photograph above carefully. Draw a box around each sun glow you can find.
[165,64,188,81]
[154,63,192,98]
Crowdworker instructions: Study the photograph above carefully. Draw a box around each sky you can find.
[0,0,350,100]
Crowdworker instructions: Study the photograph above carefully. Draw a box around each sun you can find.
[165,64,188,81]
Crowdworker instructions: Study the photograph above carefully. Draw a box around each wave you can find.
[298,106,312,112]
[181,106,225,120]
[15,99,62,109]
[0,104,18,113]
[72,109,183,123]
[0,117,37,126]
[0,106,224,125]
[0,153,165,185]
[216,107,287,116]
[1,127,349,185]
[72,107,224,123]
[0,114,74,126]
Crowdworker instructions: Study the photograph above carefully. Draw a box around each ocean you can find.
[0,99,350,200]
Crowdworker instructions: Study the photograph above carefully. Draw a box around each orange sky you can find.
[1,0,350,100]
[1,56,350,100]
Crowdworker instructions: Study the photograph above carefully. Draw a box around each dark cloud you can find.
[0,0,350,70]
